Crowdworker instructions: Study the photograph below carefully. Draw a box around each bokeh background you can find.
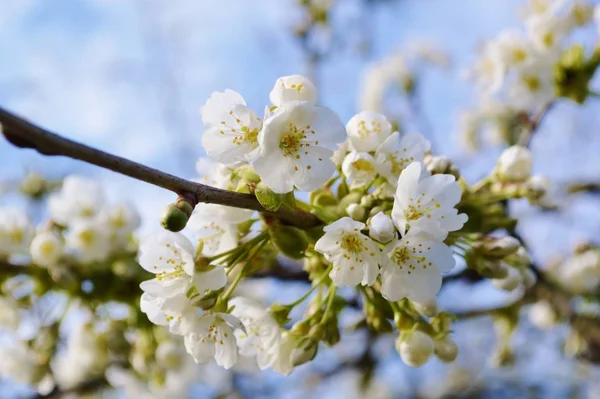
[2,0,600,397]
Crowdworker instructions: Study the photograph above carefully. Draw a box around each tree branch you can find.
[0,107,323,230]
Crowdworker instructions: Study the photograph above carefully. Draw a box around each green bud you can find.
[475,259,510,279]
[322,319,341,346]
[160,199,193,232]
[430,312,454,335]
[255,182,284,212]
[338,191,362,209]
[236,164,261,183]
[310,190,338,207]
[554,44,600,104]
[360,194,375,209]
[269,225,309,260]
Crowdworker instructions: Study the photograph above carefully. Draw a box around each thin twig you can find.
[517,102,554,147]
[0,107,322,230]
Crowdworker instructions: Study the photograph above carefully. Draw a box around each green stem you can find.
[220,239,269,302]
[206,232,267,262]
[285,264,333,308]
[320,284,337,324]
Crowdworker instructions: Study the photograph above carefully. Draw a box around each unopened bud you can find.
[368,212,395,243]
[270,303,293,326]
[521,268,537,289]
[236,164,261,184]
[506,246,531,267]
[412,299,438,318]
[20,172,46,197]
[528,301,557,330]
[481,236,520,258]
[434,337,459,363]
[426,156,459,178]
[495,145,532,183]
[346,203,366,221]
[476,259,510,279]
[396,330,434,367]
[360,194,375,209]
[269,225,309,260]
[526,175,550,201]
[160,198,194,232]
[492,267,522,292]
[291,338,319,367]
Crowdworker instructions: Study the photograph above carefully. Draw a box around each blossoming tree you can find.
[1,0,600,397]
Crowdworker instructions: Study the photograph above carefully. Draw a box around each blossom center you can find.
[406,195,441,221]
[523,76,541,92]
[280,123,311,156]
[78,229,96,246]
[390,244,431,274]
[340,233,364,254]
[352,159,376,173]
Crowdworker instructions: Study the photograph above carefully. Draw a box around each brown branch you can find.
[517,102,555,147]
[0,107,323,230]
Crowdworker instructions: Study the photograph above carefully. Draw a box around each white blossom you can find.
[489,29,535,70]
[526,12,568,53]
[30,231,63,267]
[508,61,555,110]
[64,219,110,263]
[0,208,34,257]
[315,217,381,287]
[434,337,459,363]
[368,212,396,244]
[565,1,594,29]
[346,111,392,152]
[254,101,345,193]
[496,145,533,183]
[48,175,104,225]
[269,75,317,107]
[230,297,280,369]
[187,204,241,258]
[52,324,108,390]
[380,229,455,302]
[391,162,467,240]
[272,331,298,376]
[138,232,226,299]
[97,202,140,238]
[201,89,262,165]
[375,132,430,186]
[341,152,378,189]
[184,312,243,369]
[140,292,197,335]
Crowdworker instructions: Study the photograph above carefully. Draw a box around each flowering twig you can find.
[516,102,555,147]
[0,107,322,230]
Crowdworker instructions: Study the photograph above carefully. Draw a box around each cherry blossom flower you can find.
[375,132,430,187]
[391,162,467,240]
[48,175,104,225]
[201,89,262,165]
[30,231,63,267]
[254,101,345,193]
[229,297,280,370]
[0,208,34,257]
[314,217,381,287]
[345,111,392,152]
[341,152,378,189]
[184,312,243,369]
[380,229,455,302]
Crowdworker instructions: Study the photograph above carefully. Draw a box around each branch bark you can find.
[0,107,322,230]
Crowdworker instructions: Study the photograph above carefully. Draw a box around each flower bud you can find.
[20,172,46,198]
[528,301,557,330]
[481,236,520,258]
[291,337,319,367]
[360,194,376,209]
[396,330,434,367]
[526,175,550,201]
[270,303,293,326]
[521,268,537,289]
[506,246,531,268]
[476,259,510,279]
[368,212,395,243]
[269,225,309,260]
[160,199,193,232]
[30,231,62,267]
[492,267,522,291]
[270,75,317,107]
[495,145,532,183]
[434,337,459,363]
[235,164,261,184]
[425,155,459,179]
[411,299,438,318]
[346,203,366,221]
